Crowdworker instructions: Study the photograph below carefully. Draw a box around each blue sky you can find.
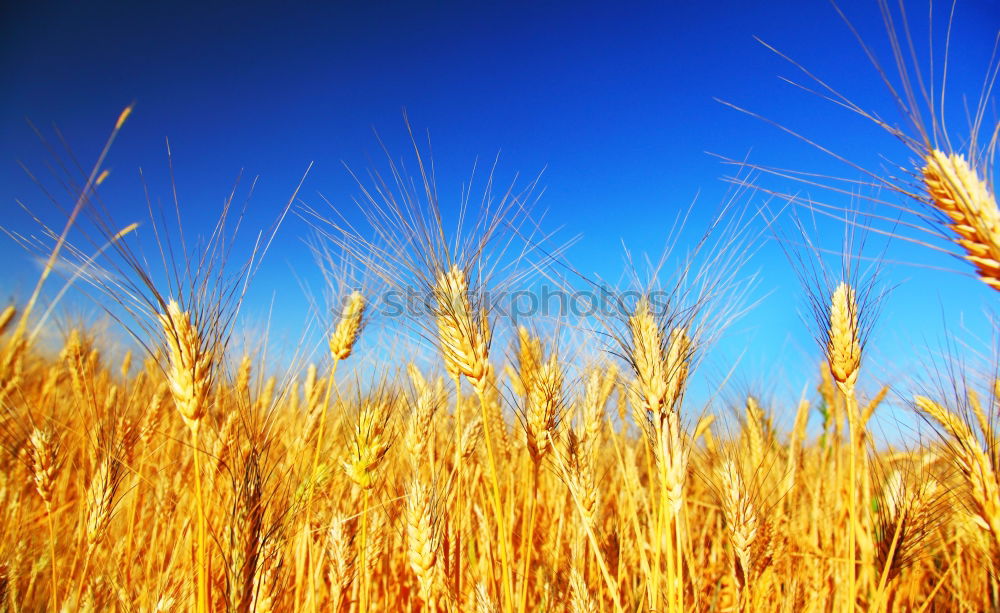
[2,0,998,430]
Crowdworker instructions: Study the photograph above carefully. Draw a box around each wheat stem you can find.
[46,503,57,613]
[558,446,625,613]
[675,505,684,613]
[517,462,539,613]
[359,488,371,613]
[846,389,858,613]
[192,427,209,613]
[453,374,463,601]
[474,386,515,613]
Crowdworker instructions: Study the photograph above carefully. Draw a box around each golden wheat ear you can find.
[871,459,949,595]
[343,393,395,490]
[158,300,215,433]
[716,459,767,602]
[922,150,1000,291]
[434,265,492,391]
[326,512,358,611]
[827,282,862,397]
[329,290,366,361]
[25,427,59,508]
[524,352,564,464]
[914,394,1000,568]
[405,476,443,608]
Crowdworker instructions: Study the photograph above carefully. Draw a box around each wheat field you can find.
[2,3,1000,613]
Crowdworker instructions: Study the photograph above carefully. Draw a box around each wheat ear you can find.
[718,459,756,604]
[329,291,365,361]
[827,283,861,397]
[326,514,357,612]
[915,396,1000,560]
[524,353,563,464]
[922,150,1000,291]
[26,428,59,611]
[406,478,442,609]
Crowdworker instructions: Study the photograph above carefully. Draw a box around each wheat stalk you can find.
[434,266,514,612]
[158,300,215,613]
[626,296,692,613]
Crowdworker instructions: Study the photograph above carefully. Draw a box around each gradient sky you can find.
[2,0,999,433]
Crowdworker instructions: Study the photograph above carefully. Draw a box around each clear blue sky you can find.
[2,0,998,431]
